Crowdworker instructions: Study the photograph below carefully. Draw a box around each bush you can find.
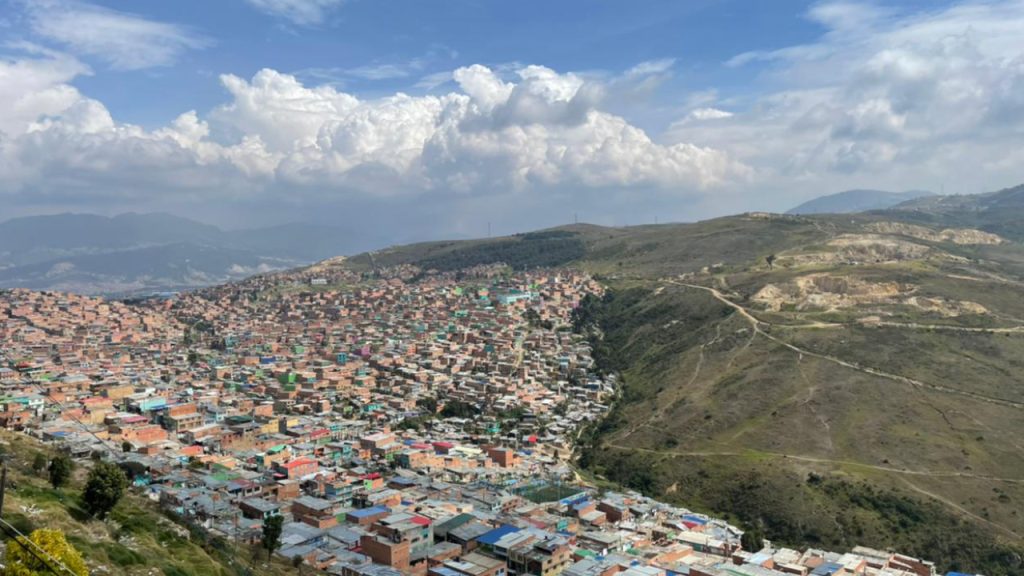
[3,528,88,576]
[47,454,73,489]
[31,453,47,474]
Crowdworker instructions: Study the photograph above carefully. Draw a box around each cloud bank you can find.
[0,49,748,228]
[3,0,1024,242]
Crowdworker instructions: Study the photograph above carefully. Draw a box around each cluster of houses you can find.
[0,262,955,576]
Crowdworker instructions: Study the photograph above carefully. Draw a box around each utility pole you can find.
[0,461,7,514]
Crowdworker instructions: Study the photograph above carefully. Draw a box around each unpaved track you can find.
[605,442,1024,485]
[667,281,1024,410]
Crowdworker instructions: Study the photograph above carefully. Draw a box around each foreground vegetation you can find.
[0,432,296,576]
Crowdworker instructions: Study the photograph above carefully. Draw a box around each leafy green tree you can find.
[741,525,764,552]
[31,453,47,474]
[396,416,428,431]
[261,514,284,559]
[415,397,438,413]
[47,454,73,489]
[121,441,132,453]
[524,308,542,327]
[440,400,479,418]
[82,461,128,519]
[2,528,88,576]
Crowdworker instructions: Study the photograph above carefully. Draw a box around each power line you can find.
[0,517,78,576]
[22,379,124,462]
[0,463,79,576]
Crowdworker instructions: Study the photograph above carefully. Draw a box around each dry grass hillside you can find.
[568,215,1024,575]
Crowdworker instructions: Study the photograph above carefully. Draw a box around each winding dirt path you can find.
[667,280,1024,410]
[899,478,1022,540]
[604,442,1024,485]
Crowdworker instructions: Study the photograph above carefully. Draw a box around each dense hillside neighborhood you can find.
[0,258,960,576]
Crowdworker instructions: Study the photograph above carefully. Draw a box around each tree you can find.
[2,528,88,576]
[31,453,47,474]
[415,397,438,414]
[524,308,542,327]
[440,400,478,419]
[121,441,133,453]
[82,461,128,519]
[741,525,765,552]
[47,454,73,489]
[395,416,426,431]
[261,514,284,560]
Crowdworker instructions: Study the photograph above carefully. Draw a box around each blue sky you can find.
[65,0,823,129]
[1,0,1023,245]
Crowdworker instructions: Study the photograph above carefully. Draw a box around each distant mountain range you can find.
[786,189,934,215]
[6,184,1024,295]
[0,213,353,294]
[882,183,1024,241]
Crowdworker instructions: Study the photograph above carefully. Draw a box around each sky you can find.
[1,0,1024,247]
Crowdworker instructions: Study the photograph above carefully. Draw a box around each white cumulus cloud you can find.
[670,0,1024,206]
[0,53,748,220]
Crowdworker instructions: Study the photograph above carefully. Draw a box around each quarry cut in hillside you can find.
[779,234,934,266]
[752,273,988,316]
[865,222,1004,245]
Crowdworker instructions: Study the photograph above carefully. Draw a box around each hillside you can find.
[0,431,296,576]
[340,212,1024,575]
[787,189,934,215]
[886,184,1024,242]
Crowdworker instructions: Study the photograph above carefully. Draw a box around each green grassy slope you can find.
[0,432,296,576]
[886,183,1024,242]
[573,284,1024,575]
